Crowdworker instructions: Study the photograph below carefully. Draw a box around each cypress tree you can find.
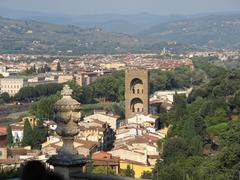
[22,120,33,147]
[6,125,13,146]
[122,165,135,177]
[86,155,94,173]
[56,62,62,71]
[182,116,196,143]
[32,119,48,149]
[191,135,203,155]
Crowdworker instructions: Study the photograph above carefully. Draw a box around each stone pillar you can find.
[47,85,86,180]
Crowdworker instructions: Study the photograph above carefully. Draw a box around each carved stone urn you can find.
[47,85,86,179]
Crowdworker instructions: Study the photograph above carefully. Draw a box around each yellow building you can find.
[103,63,126,70]
[21,116,38,128]
[120,160,154,178]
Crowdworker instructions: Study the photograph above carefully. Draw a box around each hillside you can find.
[0,9,188,34]
[2,13,240,55]
[141,13,240,49]
[0,16,141,55]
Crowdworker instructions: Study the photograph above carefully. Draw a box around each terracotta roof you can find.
[120,159,149,166]
[123,134,159,146]
[148,155,160,159]
[10,123,24,131]
[93,159,119,166]
[92,119,106,125]
[74,139,99,149]
[10,148,27,156]
[0,159,20,165]
[0,127,6,135]
[92,151,112,159]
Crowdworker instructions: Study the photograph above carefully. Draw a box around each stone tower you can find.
[125,68,149,120]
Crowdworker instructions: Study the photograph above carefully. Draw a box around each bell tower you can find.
[125,68,149,120]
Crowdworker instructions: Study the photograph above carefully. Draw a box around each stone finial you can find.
[47,85,86,177]
[61,85,73,97]
[53,85,81,154]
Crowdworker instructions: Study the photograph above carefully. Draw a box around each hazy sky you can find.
[0,0,240,15]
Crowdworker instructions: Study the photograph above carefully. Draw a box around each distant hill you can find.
[0,16,199,55]
[0,9,188,34]
[1,13,240,55]
[140,13,240,49]
[0,16,142,54]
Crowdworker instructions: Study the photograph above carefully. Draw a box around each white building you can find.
[150,88,192,111]
[127,114,157,126]
[0,77,28,96]
[84,111,123,130]
[10,123,24,142]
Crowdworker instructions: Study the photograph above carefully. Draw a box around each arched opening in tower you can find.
[130,78,143,94]
[130,98,144,113]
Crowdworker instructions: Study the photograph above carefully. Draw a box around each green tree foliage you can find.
[68,80,94,104]
[29,94,60,120]
[190,135,203,155]
[1,92,11,103]
[120,165,135,178]
[6,125,13,146]
[15,83,62,102]
[56,62,62,72]
[206,122,228,138]
[149,66,195,93]
[173,94,187,120]
[37,64,51,73]
[92,166,115,176]
[22,120,33,147]
[86,155,94,173]
[198,121,240,179]
[162,137,191,162]
[154,62,240,180]
[105,101,125,118]
[31,120,48,149]
[192,57,227,79]
[91,72,124,102]
[182,116,196,143]
[19,66,36,75]
[140,171,153,179]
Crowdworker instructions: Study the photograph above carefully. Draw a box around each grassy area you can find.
[0,118,16,127]
[81,103,112,116]
[206,122,228,137]
[0,111,27,127]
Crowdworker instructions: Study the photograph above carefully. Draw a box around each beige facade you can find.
[103,63,126,70]
[58,75,74,84]
[125,69,149,120]
[84,113,121,130]
[0,77,28,96]
[0,147,7,159]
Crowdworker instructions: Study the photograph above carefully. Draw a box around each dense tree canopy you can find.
[91,71,124,102]
[15,83,63,102]
[29,94,60,120]
[153,60,240,179]
[1,92,11,103]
